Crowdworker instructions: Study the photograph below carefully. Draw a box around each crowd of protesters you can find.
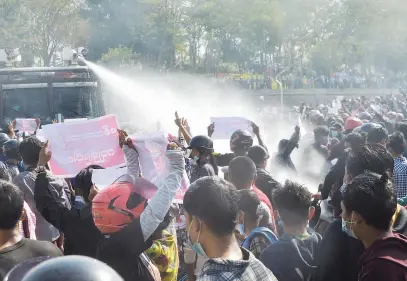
[0,90,406,281]
[216,71,407,90]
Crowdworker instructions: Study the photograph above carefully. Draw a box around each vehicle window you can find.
[53,87,93,119]
[3,88,50,120]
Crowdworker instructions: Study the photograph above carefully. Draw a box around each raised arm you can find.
[123,145,141,178]
[252,122,267,150]
[175,112,192,144]
[140,150,185,241]
[281,126,300,159]
[33,142,74,232]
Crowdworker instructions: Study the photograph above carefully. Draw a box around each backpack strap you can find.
[242,227,278,249]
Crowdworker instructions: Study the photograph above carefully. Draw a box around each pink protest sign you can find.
[131,132,190,203]
[15,119,37,134]
[41,115,126,177]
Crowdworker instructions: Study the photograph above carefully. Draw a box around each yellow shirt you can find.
[145,230,179,281]
[392,204,401,227]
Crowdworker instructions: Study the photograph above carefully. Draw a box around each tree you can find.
[100,47,135,65]
[20,0,87,66]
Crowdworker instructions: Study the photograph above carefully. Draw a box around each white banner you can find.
[210,117,253,140]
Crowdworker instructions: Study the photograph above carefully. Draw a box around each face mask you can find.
[237,223,244,234]
[331,131,339,138]
[193,156,200,162]
[341,213,357,239]
[187,218,208,258]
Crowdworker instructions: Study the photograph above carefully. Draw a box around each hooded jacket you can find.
[260,228,322,281]
[358,233,407,281]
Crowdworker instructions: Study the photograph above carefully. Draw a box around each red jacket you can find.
[252,186,277,234]
[359,233,407,281]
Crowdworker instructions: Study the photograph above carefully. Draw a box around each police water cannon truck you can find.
[0,48,105,124]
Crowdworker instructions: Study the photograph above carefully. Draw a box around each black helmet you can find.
[0,133,10,147]
[21,256,123,281]
[187,135,213,150]
[4,256,51,281]
[230,130,253,152]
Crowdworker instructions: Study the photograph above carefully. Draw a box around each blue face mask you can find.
[193,156,200,162]
[237,223,245,235]
[188,219,208,258]
[341,214,357,239]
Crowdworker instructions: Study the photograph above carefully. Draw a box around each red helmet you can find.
[92,175,158,234]
[344,117,363,131]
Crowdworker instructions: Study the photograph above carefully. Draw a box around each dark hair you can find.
[313,126,329,137]
[278,139,289,153]
[346,145,394,179]
[228,156,257,190]
[343,172,396,231]
[345,133,366,151]
[18,137,43,166]
[367,126,388,144]
[247,145,269,167]
[238,189,260,219]
[74,165,104,202]
[396,122,407,139]
[0,180,24,229]
[0,169,11,182]
[208,153,219,176]
[387,132,406,155]
[272,180,312,226]
[183,176,239,236]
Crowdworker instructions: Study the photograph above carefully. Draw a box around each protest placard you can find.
[15,119,37,134]
[35,129,46,142]
[130,132,190,203]
[42,115,126,177]
[92,167,128,190]
[210,117,253,139]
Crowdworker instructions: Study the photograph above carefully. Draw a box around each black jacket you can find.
[255,168,281,203]
[274,133,299,173]
[34,171,104,257]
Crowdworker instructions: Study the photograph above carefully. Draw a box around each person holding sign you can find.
[32,129,140,258]
[211,123,266,168]
[187,135,218,183]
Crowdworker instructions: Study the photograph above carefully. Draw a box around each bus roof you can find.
[0,66,90,74]
[0,66,97,85]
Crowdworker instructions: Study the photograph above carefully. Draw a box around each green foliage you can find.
[100,47,135,65]
[2,0,407,73]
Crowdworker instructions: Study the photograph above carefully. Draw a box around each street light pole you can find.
[276,67,290,119]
